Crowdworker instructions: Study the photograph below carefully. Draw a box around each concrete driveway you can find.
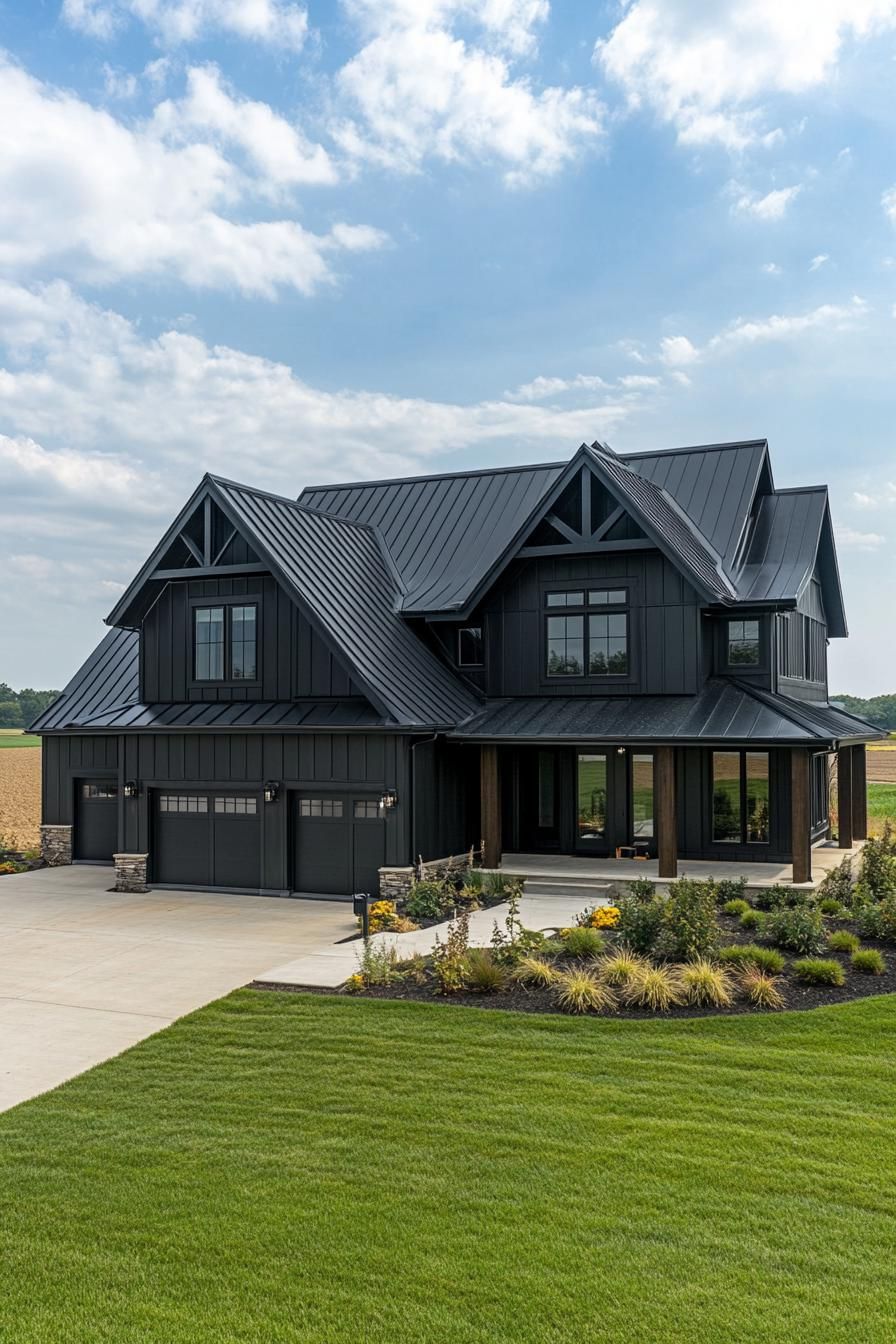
[0,865,354,1112]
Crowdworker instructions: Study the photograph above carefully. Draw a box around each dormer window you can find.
[727,619,760,666]
[457,626,484,667]
[546,588,628,678]
[194,603,257,682]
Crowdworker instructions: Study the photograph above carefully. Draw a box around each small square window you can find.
[457,626,484,667]
[588,589,626,605]
[546,591,584,607]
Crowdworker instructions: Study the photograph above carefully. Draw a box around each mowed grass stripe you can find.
[1,991,896,1343]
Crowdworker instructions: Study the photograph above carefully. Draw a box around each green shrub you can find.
[357,941,402,987]
[719,944,785,974]
[465,948,506,993]
[679,958,734,1008]
[598,947,648,987]
[792,957,845,986]
[739,908,763,931]
[714,876,748,906]
[763,905,826,955]
[827,929,860,954]
[858,828,896,898]
[616,892,666,955]
[404,880,450,921]
[511,955,561,988]
[561,926,606,959]
[851,948,886,975]
[816,855,855,908]
[659,878,718,960]
[551,968,617,1015]
[740,967,785,1009]
[752,884,792,911]
[432,911,471,994]
[627,877,657,901]
[856,896,896,944]
[722,898,751,917]
[621,964,685,1011]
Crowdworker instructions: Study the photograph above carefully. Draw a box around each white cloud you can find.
[102,63,138,99]
[733,185,802,221]
[0,57,383,297]
[506,372,609,401]
[835,524,886,550]
[659,335,699,367]
[883,186,896,224]
[618,373,661,389]
[762,261,782,274]
[332,2,604,185]
[152,64,337,189]
[595,0,896,148]
[710,297,867,349]
[853,484,896,508]
[62,0,309,48]
[809,253,830,271]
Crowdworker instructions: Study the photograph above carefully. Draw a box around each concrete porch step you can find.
[522,878,614,900]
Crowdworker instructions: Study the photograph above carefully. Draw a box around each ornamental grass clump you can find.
[551,968,617,1015]
[763,905,826,956]
[851,948,886,975]
[740,967,785,1010]
[511,955,561,988]
[819,898,850,919]
[827,929,860,954]
[792,957,846,987]
[723,898,751,917]
[679,958,734,1008]
[598,947,648,988]
[465,948,506,994]
[560,926,607,959]
[739,908,763,931]
[622,964,685,1012]
[719,944,785,974]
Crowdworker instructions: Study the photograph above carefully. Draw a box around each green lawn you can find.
[0,729,40,747]
[2,992,896,1343]
[868,781,896,823]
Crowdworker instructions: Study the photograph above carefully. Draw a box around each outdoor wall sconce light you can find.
[264,780,281,804]
[123,780,138,799]
[379,788,398,811]
[616,746,626,756]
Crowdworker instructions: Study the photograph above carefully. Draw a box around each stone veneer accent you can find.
[378,851,473,902]
[40,824,72,866]
[113,853,149,893]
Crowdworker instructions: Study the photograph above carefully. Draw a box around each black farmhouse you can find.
[34,439,883,896]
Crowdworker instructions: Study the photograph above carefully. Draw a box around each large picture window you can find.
[194,603,257,682]
[631,753,654,839]
[546,589,628,678]
[712,750,769,844]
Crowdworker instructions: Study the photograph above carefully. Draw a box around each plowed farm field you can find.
[868,745,896,783]
[0,747,40,848]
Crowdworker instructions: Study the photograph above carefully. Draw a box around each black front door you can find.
[293,793,386,896]
[74,778,118,861]
[575,752,611,855]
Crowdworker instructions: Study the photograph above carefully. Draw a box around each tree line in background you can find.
[833,694,896,731]
[0,684,59,729]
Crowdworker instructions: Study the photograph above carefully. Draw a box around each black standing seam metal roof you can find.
[448,681,885,746]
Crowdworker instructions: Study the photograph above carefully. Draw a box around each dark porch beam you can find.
[656,746,677,879]
[837,746,853,849]
[480,744,501,869]
[851,744,868,841]
[791,748,812,884]
[151,563,268,581]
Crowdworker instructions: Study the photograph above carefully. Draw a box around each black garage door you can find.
[154,791,261,889]
[293,794,385,897]
[74,778,118,861]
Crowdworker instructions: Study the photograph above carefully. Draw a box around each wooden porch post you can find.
[656,746,677,879]
[837,746,853,849]
[480,744,501,869]
[851,745,868,842]
[791,748,812,884]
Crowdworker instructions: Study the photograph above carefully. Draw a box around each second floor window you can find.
[546,589,628,678]
[457,626,484,667]
[727,619,760,666]
[194,604,257,681]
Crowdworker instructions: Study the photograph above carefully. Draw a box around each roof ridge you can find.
[298,459,567,494]
[622,439,768,460]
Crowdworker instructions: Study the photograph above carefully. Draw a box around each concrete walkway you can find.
[0,866,354,1111]
[255,894,595,990]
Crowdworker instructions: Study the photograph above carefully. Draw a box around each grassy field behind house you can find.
[1,991,895,1343]
[0,729,40,748]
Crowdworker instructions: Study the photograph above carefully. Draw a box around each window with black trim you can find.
[300,798,343,818]
[457,626,483,667]
[545,589,628,678]
[354,800,381,819]
[82,783,118,799]
[194,603,257,682]
[711,751,769,844]
[726,619,760,666]
[214,796,257,815]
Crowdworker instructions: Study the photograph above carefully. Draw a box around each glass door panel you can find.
[576,753,608,851]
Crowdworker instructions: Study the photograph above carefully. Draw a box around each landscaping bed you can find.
[333,830,896,1018]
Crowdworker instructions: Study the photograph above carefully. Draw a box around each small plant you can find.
[357,940,402,986]
[679,958,734,1008]
[465,948,506,994]
[858,829,896,898]
[659,878,718,960]
[827,930,860,954]
[740,967,785,1009]
[344,972,366,993]
[622,964,685,1011]
[722,898,751,917]
[627,877,657,901]
[718,944,785,974]
[856,896,896,945]
[816,854,855,909]
[576,904,620,929]
[715,876,748,906]
[432,911,471,994]
[361,899,400,933]
[455,884,483,910]
[752,884,791,912]
[396,952,428,985]
[465,867,485,890]
[763,905,826,955]
[404,880,450,921]
[851,948,886,975]
[792,957,845,986]
[512,955,561,988]
[560,926,607,959]
[819,897,850,919]
[0,860,26,875]
[739,908,763,931]
[482,870,522,897]
[552,968,617,1015]
[598,947,648,987]
[616,890,665,955]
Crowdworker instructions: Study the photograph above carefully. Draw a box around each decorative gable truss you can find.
[154,494,262,575]
[519,460,649,557]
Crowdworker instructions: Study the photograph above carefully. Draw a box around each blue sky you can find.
[1,0,895,694]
